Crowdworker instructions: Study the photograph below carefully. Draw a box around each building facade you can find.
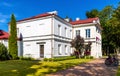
[0,11,102,59]
[70,18,102,58]
[16,11,72,59]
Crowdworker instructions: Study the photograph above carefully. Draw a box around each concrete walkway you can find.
[47,59,118,76]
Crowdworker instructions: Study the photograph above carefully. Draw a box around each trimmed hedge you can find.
[19,56,34,61]
[81,56,94,59]
[43,56,76,62]
[0,43,10,61]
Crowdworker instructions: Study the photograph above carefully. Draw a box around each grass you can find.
[0,59,92,76]
[116,66,120,76]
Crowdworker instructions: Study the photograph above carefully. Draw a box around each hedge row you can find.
[43,56,76,61]
[43,56,94,62]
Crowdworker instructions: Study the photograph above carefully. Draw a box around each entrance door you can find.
[40,45,44,58]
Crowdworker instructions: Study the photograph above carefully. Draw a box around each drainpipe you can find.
[51,15,54,58]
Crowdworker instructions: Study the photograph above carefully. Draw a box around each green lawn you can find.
[0,59,91,76]
[116,66,120,76]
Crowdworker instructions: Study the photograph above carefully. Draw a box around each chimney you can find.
[76,17,80,21]
[93,20,96,23]
[47,11,58,15]
[64,18,70,22]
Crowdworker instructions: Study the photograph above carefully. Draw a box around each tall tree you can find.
[100,6,114,55]
[85,6,115,55]
[70,35,84,58]
[109,3,120,53]
[86,9,99,18]
[8,14,18,59]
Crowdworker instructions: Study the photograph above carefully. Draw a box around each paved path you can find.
[47,59,118,76]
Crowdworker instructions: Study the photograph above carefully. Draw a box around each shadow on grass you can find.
[48,59,118,76]
[27,61,87,76]
[0,60,40,76]
[0,59,91,76]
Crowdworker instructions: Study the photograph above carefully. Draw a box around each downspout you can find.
[51,15,54,58]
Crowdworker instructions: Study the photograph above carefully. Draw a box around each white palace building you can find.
[0,11,102,59]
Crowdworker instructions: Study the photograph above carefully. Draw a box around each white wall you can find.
[17,17,53,59]
[53,18,72,39]
[16,15,73,59]
[15,14,102,58]
[73,24,96,39]
[17,18,52,37]
[73,23,102,58]
[53,17,72,57]
[23,40,52,59]
[53,41,71,57]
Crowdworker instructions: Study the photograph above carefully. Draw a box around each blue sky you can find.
[0,0,119,32]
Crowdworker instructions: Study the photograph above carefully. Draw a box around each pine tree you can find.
[8,14,18,59]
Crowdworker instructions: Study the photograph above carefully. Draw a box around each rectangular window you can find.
[58,44,61,55]
[86,29,90,38]
[65,27,67,37]
[70,30,72,38]
[17,28,19,36]
[76,30,80,36]
[65,45,67,54]
[58,25,61,36]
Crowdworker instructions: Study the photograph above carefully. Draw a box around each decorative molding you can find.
[23,38,70,43]
[23,34,72,40]
[36,42,46,44]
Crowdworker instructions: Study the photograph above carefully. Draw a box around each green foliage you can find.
[81,56,94,59]
[8,14,18,59]
[19,56,34,60]
[70,35,84,58]
[71,35,84,51]
[86,9,99,18]
[43,58,48,61]
[85,5,120,55]
[0,43,10,60]
[43,56,76,62]
[117,66,120,76]
[109,4,120,48]
[53,56,76,61]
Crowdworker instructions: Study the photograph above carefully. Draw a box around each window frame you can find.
[86,29,90,38]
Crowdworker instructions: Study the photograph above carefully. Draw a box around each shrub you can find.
[43,56,77,62]
[90,56,94,59]
[43,58,48,61]
[53,56,76,61]
[48,58,53,61]
[84,56,94,59]
[0,43,10,61]
[19,56,34,60]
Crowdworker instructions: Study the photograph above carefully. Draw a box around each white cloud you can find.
[0,13,9,18]
[2,2,12,7]
[0,19,6,23]
[0,13,9,23]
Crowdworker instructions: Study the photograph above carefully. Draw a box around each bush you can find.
[53,56,76,61]
[19,56,34,60]
[43,58,48,61]
[0,43,10,61]
[83,56,94,59]
[90,56,94,59]
[43,56,76,62]
[48,58,53,61]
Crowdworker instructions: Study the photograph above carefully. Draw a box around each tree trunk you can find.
[78,50,81,58]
